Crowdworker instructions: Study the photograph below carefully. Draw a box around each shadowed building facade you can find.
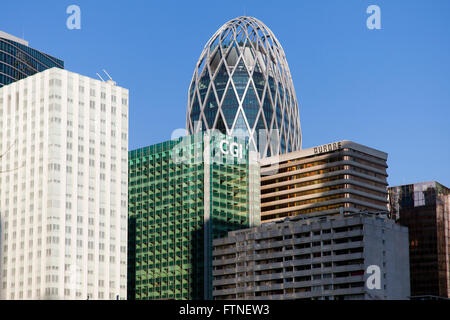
[212,212,410,300]
[389,181,450,298]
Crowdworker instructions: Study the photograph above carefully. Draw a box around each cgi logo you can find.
[219,140,243,159]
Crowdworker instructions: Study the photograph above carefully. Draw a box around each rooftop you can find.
[388,180,449,190]
[0,30,28,46]
[259,140,388,166]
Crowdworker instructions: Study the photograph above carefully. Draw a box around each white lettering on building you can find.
[220,140,243,159]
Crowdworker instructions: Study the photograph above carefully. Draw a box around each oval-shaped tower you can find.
[187,16,301,157]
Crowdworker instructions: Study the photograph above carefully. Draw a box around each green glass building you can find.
[128,132,260,300]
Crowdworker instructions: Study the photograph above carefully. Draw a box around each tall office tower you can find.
[0,68,129,300]
[259,141,389,223]
[128,132,260,300]
[0,31,64,88]
[187,17,301,158]
[389,181,450,299]
[213,212,410,300]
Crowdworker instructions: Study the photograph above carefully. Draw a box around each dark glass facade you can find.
[0,34,64,87]
[389,181,450,298]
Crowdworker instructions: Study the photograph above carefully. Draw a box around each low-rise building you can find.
[212,211,410,300]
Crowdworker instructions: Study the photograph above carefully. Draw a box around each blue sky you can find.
[1,0,449,187]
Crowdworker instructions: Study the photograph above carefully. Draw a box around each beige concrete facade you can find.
[259,141,389,223]
[212,212,410,300]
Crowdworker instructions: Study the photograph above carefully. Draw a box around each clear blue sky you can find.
[1,0,449,187]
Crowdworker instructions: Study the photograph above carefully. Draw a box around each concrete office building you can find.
[0,68,129,300]
[0,31,64,87]
[389,181,450,298]
[128,132,260,300]
[212,212,410,300]
[259,141,389,223]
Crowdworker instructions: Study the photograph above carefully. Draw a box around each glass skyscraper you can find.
[186,17,302,158]
[128,132,260,300]
[0,30,64,87]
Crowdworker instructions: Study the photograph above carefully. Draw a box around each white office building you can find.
[0,68,128,300]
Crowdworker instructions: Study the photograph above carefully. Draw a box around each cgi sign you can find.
[219,140,243,159]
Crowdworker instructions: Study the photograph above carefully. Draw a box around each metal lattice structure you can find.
[187,16,302,157]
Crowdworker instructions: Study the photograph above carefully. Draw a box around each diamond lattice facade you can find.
[128,132,260,300]
[186,16,301,158]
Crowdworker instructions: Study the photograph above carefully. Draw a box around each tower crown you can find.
[187,16,302,157]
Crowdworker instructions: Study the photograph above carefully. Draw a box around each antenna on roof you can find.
[103,69,113,81]
[102,69,116,85]
[96,73,105,81]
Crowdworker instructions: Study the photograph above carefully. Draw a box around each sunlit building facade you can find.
[0,68,129,300]
[128,132,260,300]
[259,141,389,223]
